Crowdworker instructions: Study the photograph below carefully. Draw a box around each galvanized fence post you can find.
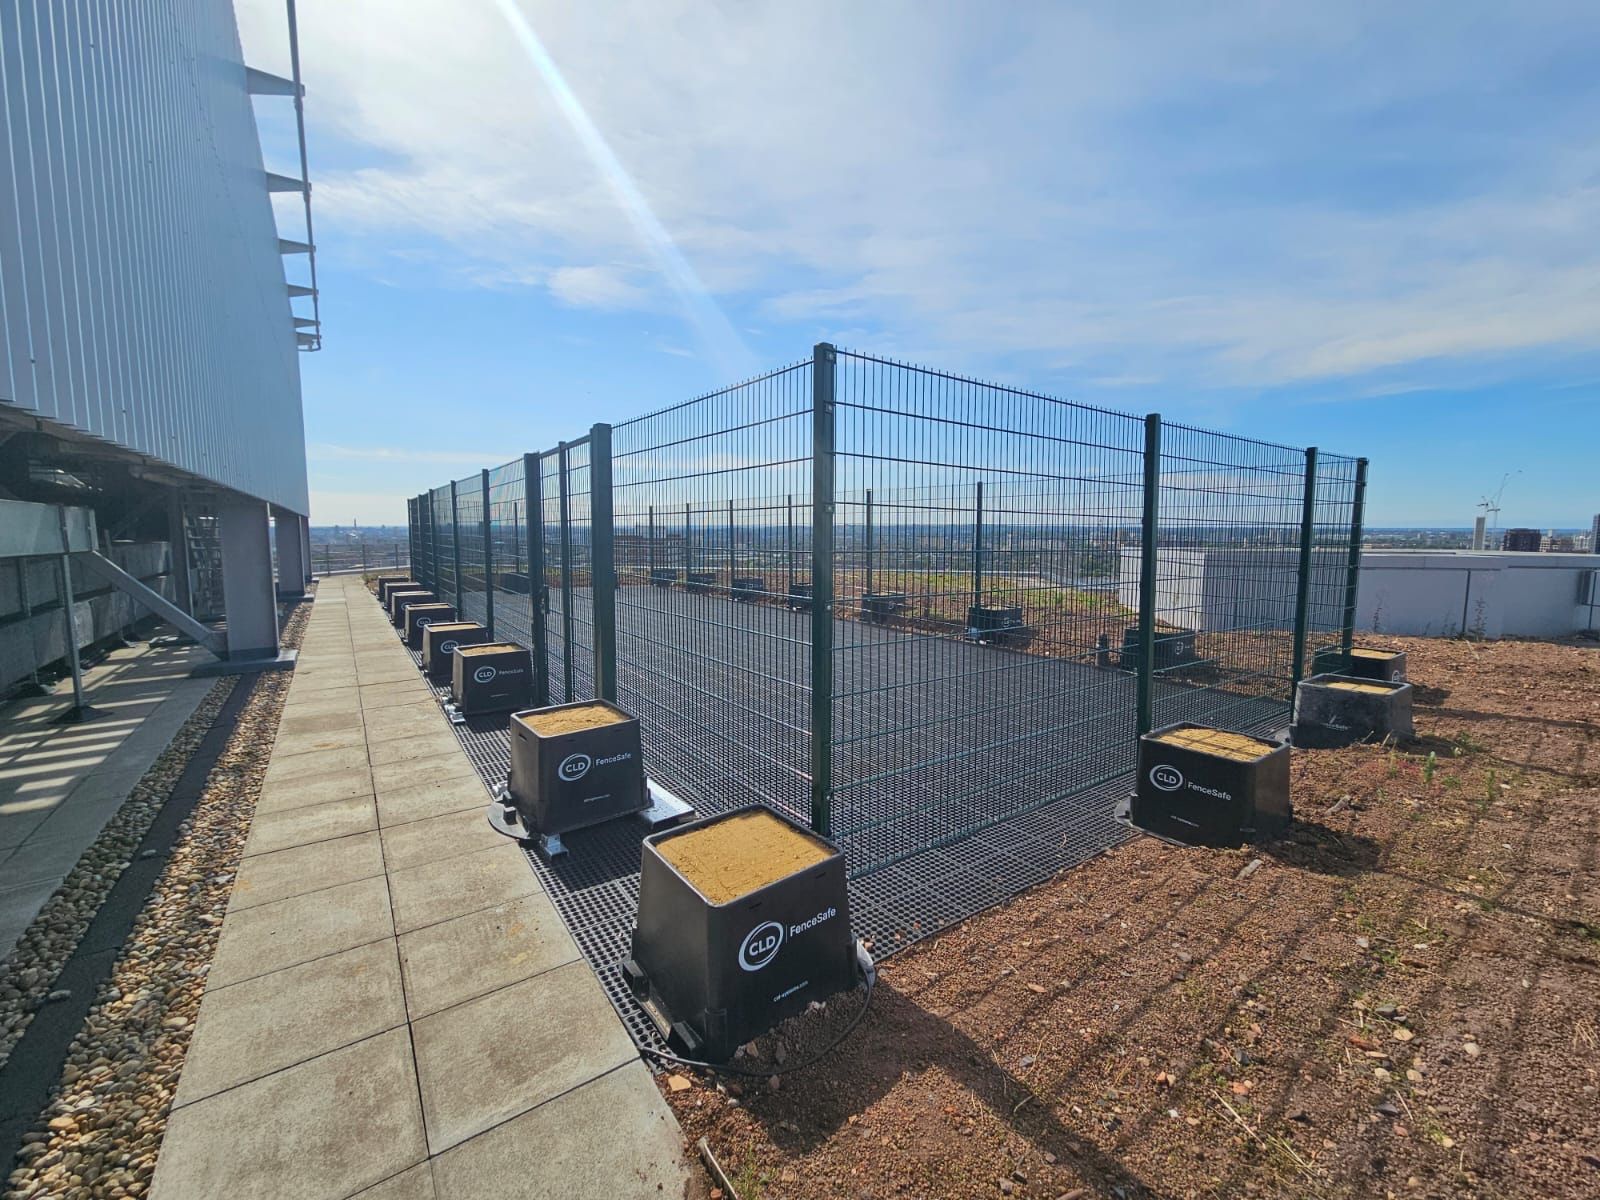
[1136,413,1161,736]
[481,468,495,637]
[727,497,736,594]
[785,494,794,594]
[809,343,837,835]
[590,423,618,701]
[1290,447,1319,696]
[449,480,463,613]
[1339,457,1368,659]
[524,452,550,706]
[863,488,873,598]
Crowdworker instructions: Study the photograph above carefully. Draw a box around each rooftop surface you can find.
[147,576,687,1199]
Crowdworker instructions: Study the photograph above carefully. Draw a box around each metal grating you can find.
[393,585,1280,1051]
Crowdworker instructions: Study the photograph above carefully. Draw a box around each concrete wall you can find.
[1355,551,1599,639]
[0,543,175,694]
[1118,547,1348,634]
[0,1,309,515]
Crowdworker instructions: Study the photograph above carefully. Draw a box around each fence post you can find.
[810,343,837,835]
[727,497,736,595]
[683,503,692,574]
[524,453,550,706]
[407,499,416,579]
[481,468,495,638]
[557,442,575,701]
[416,496,428,588]
[1290,447,1320,697]
[972,480,984,612]
[590,423,617,701]
[786,494,794,594]
[1339,457,1368,660]
[1136,413,1161,735]
[647,506,656,574]
[449,481,463,614]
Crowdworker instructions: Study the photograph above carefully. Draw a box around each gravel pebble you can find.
[3,600,310,1200]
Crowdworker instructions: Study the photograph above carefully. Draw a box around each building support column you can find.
[166,492,195,616]
[217,495,280,660]
[274,510,307,598]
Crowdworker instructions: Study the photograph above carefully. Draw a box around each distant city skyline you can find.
[238,2,1600,529]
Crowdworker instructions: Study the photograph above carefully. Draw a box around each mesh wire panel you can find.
[487,457,531,645]
[429,484,455,603]
[1306,453,1362,671]
[534,440,596,705]
[611,360,815,824]
[831,351,1147,873]
[454,471,487,625]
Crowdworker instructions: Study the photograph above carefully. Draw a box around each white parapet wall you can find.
[1117,547,1600,639]
[1355,551,1600,639]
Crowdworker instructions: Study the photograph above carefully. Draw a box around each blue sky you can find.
[237,1,1600,528]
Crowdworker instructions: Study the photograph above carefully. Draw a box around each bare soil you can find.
[664,635,1600,1199]
[516,701,628,735]
[658,811,833,905]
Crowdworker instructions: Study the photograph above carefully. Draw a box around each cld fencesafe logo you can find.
[739,921,784,971]
[440,640,460,656]
[1149,763,1184,792]
[473,665,497,684]
[558,752,592,783]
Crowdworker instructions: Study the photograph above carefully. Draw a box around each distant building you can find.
[1592,513,1600,554]
[1502,528,1542,553]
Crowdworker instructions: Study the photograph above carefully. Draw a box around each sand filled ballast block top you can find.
[515,702,629,737]
[657,810,833,905]
[1325,680,1396,694]
[1153,726,1277,762]
[457,642,525,656]
[1351,648,1401,661]
[427,622,482,633]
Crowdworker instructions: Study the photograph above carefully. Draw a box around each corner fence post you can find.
[557,441,575,701]
[449,480,463,614]
[590,423,618,702]
[407,498,417,581]
[1136,413,1161,736]
[481,468,495,637]
[1339,458,1368,660]
[1290,447,1320,697]
[524,452,550,706]
[810,343,837,835]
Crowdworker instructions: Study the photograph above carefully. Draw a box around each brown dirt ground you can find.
[663,635,1600,1200]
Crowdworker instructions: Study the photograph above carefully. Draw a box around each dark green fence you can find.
[408,344,1365,876]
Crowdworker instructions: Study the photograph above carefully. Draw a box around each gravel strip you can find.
[0,683,234,1069]
[3,599,312,1200]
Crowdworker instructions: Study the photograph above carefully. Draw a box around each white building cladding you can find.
[0,0,309,516]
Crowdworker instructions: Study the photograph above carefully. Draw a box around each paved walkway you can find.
[0,639,212,960]
[151,576,689,1200]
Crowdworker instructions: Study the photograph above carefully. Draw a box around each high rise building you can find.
[1,1,318,679]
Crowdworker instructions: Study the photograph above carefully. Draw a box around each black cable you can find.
[640,944,877,1078]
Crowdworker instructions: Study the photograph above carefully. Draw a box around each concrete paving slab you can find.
[152,1027,426,1200]
[397,892,578,1021]
[280,707,367,734]
[274,726,369,758]
[255,767,374,816]
[208,875,393,989]
[367,731,466,768]
[350,1164,437,1200]
[374,774,489,829]
[411,962,637,1154]
[261,743,371,785]
[372,752,481,796]
[231,831,386,911]
[430,1062,688,1200]
[173,939,407,1108]
[388,844,539,935]
[378,806,508,872]
[242,794,378,858]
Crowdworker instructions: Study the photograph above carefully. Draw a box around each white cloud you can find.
[307,443,505,464]
[238,0,1600,390]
